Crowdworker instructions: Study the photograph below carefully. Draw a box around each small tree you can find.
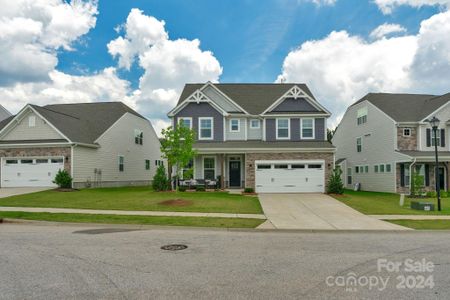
[152,164,170,191]
[327,167,344,194]
[411,171,425,197]
[53,169,72,189]
[160,124,196,191]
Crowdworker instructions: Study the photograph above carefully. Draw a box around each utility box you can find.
[411,201,434,211]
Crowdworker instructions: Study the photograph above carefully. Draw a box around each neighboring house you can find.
[168,82,335,193]
[0,104,11,122]
[0,102,162,188]
[333,92,450,194]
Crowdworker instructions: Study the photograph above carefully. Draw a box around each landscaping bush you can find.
[178,186,187,192]
[411,172,425,197]
[327,168,344,194]
[196,186,206,192]
[426,191,437,198]
[244,187,254,193]
[53,169,72,189]
[152,164,170,191]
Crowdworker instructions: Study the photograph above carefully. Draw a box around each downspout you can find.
[409,157,417,195]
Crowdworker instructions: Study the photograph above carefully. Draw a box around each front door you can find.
[229,161,241,187]
[439,167,446,191]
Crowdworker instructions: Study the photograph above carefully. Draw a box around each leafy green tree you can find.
[327,167,344,194]
[160,124,196,191]
[411,171,425,197]
[152,164,170,191]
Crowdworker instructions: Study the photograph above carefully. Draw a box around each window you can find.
[145,159,150,170]
[250,119,260,129]
[357,107,367,125]
[301,118,314,139]
[51,158,63,164]
[291,164,305,169]
[5,159,18,164]
[386,164,391,172]
[374,165,379,173]
[404,165,410,187]
[380,164,385,173]
[230,119,240,132]
[274,164,288,169]
[308,164,322,169]
[257,164,271,170]
[403,128,411,137]
[155,160,163,166]
[36,159,49,164]
[21,159,33,164]
[347,168,352,185]
[28,116,36,127]
[134,129,143,145]
[356,137,362,152]
[199,118,213,140]
[178,117,192,129]
[276,118,290,139]
[203,157,215,180]
[365,165,369,173]
[119,156,124,172]
[432,130,441,147]
[355,166,359,174]
[415,164,426,184]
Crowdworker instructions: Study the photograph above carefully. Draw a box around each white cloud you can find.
[370,23,407,39]
[0,0,98,85]
[374,0,450,14]
[277,10,450,128]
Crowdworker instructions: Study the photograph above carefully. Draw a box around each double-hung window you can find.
[199,117,213,140]
[178,117,192,129]
[134,129,143,145]
[145,159,150,170]
[119,156,124,172]
[276,118,290,139]
[301,118,314,139]
[230,119,240,132]
[203,157,215,180]
[356,137,362,152]
[250,119,260,129]
[357,107,367,125]
[431,130,441,147]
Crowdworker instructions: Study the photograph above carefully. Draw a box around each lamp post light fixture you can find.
[427,116,441,211]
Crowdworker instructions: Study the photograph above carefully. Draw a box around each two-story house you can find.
[333,92,450,194]
[168,82,335,193]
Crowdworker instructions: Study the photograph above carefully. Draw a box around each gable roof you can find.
[351,92,450,122]
[177,83,317,115]
[1,102,146,145]
[0,104,11,122]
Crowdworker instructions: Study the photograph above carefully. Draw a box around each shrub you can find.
[178,186,187,192]
[196,186,206,192]
[411,172,425,196]
[53,169,72,189]
[327,168,344,194]
[426,191,437,198]
[244,187,254,193]
[152,164,170,191]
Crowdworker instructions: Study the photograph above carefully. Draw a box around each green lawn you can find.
[0,211,264,228]
[0,187,263,214]
[333,189,450,215]
[387,219,450,230]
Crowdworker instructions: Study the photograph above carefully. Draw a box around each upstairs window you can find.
[28,116,36,127]
[230,119,240,132]
[199,118,213,140]
[403,128,411,137]
[119,156,124,172]
[431,130,441,147]
[134,129,143,145]
[145,159,150,170]
[357,107,367,125]
[356,137,362,152]
[250,119,260,129]
[276,118,290,139]
[301,118,314,139]
[178,117,192,129]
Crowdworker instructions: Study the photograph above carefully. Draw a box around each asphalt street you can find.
[1,223,450,299]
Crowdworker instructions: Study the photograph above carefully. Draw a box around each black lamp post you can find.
[428,116,441,211]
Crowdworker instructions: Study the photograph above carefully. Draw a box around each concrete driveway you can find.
[0,187,50,198]
[258,193,408,230]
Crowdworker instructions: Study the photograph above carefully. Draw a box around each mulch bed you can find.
[53,188,80,192]
[158,199,193,206]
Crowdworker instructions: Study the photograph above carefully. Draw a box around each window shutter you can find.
[425,164,430,186]
[441,129,445,147]
[426,129,431,147]
[400,164,405,187]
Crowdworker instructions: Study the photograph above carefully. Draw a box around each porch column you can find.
[220,154,225,189]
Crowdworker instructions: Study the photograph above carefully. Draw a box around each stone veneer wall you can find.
[396,162,450,194]
[244,152,334,190]
[397,127,417,151]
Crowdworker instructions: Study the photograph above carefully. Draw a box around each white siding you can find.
[333,101,406,192]
[1,110,64,141]
[72,113,162,187]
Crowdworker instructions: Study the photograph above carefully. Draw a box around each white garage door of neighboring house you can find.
[255,160,325,193]
[1,157,64,188]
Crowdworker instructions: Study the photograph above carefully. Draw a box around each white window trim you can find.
[276,118,290,140]
[356,137,362,152]
[229,119,240,132]
[202,156,216,179]
[403,128,411,137]
[300,118,315,139]
[250,119,260,129]
[198,117,214,140]
[178,117,193,129]
[118,155,124,172]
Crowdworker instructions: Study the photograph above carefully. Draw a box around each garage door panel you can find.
[2,157,63,187]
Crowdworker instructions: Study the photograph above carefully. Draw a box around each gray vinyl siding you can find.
[72,113,162,187]
[1,110,64,141]
[247,119,262,140]
[174,102,224,142]
[265,117,325,141]
[332,101,406,192]
[202,85,242,112]
[272,97,320,112]
[225,118,246,140]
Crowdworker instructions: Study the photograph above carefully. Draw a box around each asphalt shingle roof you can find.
[351,93,450,122]
[178,83,317,115]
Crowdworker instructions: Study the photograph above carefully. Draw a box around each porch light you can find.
[428,116,440,130]
[427,116,441,211]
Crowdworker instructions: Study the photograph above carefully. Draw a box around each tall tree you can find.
[327,128,335,142]
[160,124,196,191]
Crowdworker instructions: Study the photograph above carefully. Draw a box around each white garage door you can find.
[255,160,325,193]
[1,157,64,187]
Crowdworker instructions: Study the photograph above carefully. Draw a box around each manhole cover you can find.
[161,244,188,251]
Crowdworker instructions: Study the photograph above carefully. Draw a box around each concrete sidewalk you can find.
[0,206,266,220]
[372,215,450,220]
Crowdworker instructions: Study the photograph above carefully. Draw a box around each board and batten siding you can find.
[72,113,162,188]
[332,101,406,193]
[1,110,64,141]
